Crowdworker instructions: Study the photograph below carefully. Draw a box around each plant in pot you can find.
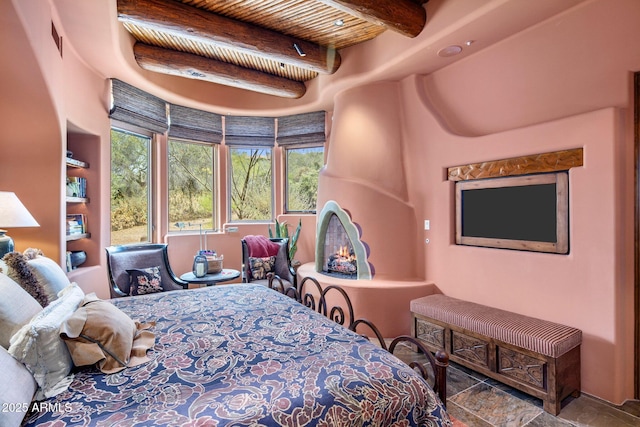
[269,219,302,269]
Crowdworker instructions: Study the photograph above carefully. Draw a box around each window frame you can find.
[167,137,218,234]
[227,145,275,222]
[283,144,324,214]
[109,123,155,245]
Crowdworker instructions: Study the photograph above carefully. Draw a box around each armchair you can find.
[241,236,296,293]
[105,244,188,298]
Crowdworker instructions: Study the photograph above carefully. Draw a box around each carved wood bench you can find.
[410,294,581,415]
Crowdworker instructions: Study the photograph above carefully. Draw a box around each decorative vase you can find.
[69,251,87,268]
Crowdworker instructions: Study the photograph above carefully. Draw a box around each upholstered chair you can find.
[105,244,188,298]
[241,237,296,293]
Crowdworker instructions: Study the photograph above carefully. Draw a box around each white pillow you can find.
[27,256,72,303]
[0,273,42,349]
[0,345,37,427]
[8,283,85,399]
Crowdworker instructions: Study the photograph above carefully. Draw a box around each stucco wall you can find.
[317,0,639,404]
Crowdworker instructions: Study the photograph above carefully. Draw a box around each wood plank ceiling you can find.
[117,0,428,98]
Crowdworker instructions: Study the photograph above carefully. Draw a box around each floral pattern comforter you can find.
[23,284,450,426]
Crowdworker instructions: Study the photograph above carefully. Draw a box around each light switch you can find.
[424,220,430,230]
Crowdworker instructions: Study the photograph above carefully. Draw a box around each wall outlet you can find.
[424,220,430,230]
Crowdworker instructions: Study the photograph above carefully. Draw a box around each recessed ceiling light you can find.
[465,40,475,46]
[334,19,344,27]
[437,45,463,57]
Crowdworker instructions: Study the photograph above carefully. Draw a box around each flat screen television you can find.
[455,172,569,254]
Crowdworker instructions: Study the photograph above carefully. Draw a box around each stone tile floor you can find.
[389,341,640,426]
[446,362,640,427]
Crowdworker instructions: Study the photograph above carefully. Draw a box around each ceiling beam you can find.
[133,43,307,99]
[319,0,426,38]
[118,0,341,75]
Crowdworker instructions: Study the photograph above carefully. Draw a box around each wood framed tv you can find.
[455,172,569,254]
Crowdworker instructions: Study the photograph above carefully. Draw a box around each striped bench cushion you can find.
[411,294,581,358]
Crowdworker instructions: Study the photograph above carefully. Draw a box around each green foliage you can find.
[168,140,214,228]
[110,129,150,233]
[286,148,323,212]
[230,148,272,221]
[269,218,302,260]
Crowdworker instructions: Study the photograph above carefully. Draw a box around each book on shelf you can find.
[66,213,87,234]
[66,176,87,198]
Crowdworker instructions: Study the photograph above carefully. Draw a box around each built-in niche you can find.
[448,148,583,254]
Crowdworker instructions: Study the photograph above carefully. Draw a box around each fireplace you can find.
[315,201,372,280]
[323,214,357,277]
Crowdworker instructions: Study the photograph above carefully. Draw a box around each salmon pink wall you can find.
[399,0,638,404]
[2,0,115,298]
[318,82,419,279]
[319,0,639,404]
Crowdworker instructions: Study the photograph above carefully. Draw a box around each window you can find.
[285,146,324,213]
[229,147,273,221]
[110,128,152,245]
[168,139,215,232]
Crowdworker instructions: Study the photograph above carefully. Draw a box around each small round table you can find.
[180,268,241,286]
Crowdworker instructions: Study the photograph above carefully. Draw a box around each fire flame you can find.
[337,246,355,260]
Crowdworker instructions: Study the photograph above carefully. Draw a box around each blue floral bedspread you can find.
[23,284,451,426]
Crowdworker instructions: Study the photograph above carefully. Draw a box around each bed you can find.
[12,281,450,426]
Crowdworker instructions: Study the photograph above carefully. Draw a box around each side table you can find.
[180,268,241,287]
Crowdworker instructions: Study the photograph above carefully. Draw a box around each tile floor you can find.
[445,363,640,427]
[390,342,640,427]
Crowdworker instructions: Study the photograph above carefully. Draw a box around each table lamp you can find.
[0,191,40,258]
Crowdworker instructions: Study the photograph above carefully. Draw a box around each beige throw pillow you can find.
[60,294,155,374]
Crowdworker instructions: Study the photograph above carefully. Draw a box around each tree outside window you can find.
[110,128,151,245]
[229,147,272,221]
[168,139,215,232]
[286,146,324,213]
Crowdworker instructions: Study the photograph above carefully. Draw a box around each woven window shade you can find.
[109,79,168,133]
[168,104,223,144]
[276,111,326,146]
[225,116,275,147]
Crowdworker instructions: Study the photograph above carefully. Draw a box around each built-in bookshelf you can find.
[65,125,101,275]
[66,157,90,241]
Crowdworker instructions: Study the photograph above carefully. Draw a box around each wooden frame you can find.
[455,172,569,254]
[271,276,449,407]
[412,312,580,415]
[634,71,640,399]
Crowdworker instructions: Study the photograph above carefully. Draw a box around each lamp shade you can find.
[0,192,39,228]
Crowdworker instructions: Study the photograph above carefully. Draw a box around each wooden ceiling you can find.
[117,0,428,99]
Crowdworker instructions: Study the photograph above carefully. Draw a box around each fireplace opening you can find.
[322,214,357,279]
[315,200,372,280]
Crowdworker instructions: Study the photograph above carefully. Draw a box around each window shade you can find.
[276,111,326,146]
[225,116,275,147]
[168,104,223,143]
[108,79,168,133]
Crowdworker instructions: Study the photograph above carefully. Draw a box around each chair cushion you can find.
[127,267,163,296]
[0,273,42,349]
[410,294,582,358]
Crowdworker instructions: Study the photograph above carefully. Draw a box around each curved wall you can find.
[318,82,419,279]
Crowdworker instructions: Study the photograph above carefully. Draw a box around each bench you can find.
[410,294,581,415]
